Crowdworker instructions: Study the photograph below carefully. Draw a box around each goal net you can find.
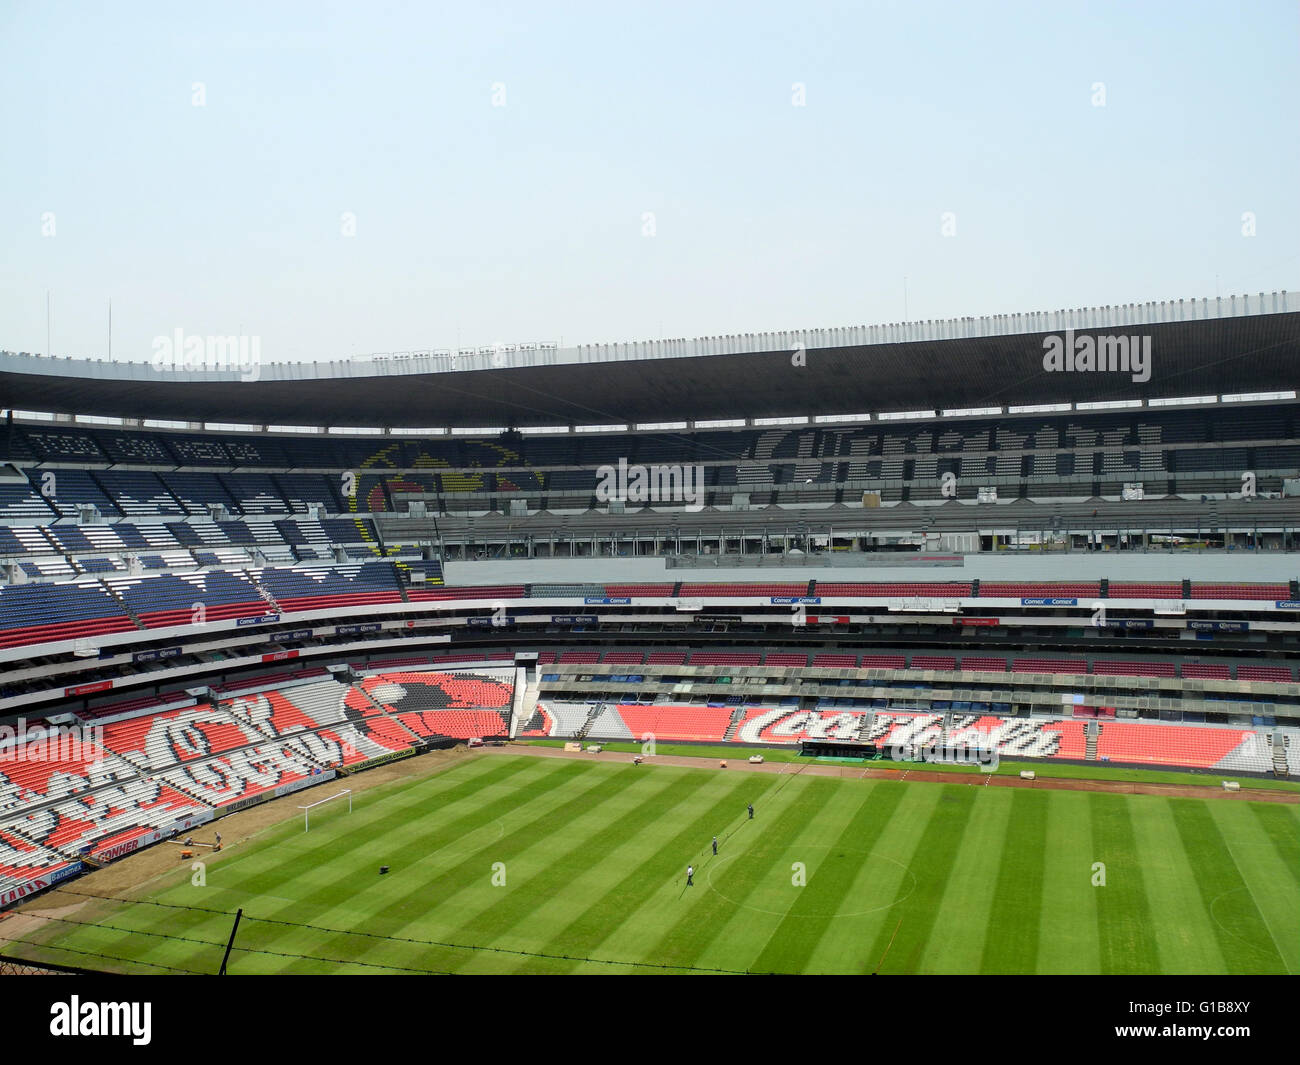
[298,789,352,832]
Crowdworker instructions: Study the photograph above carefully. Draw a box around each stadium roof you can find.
[2,292,1296,429]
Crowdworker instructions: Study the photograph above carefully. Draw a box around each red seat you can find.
[1012,658,1086,675]
[1181,663,1231,679]
[860,654,906,669]
[688,652,762,666]
[764,653,810,667]
[1092,660,1176,678]
[959,657,1007,672]
[1237,665,1293,682]
[815,583,972,597]
[1190,583,1288,600]
[615,705,733,742]
[910,655,956,670]
[811,653,858,667]
[1108,582,1183,598]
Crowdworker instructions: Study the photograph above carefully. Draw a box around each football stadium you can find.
[2,6,1298,1024]
[1,292,1299,979]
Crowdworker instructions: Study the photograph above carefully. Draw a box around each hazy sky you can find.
[2,0,1297,365]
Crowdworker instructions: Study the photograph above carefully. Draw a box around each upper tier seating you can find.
[910,655,957,670]
[1181,663,1232,680]
[1237,665,1293,682]
[811,653,858,668]
[677,583,808,597]
[688,652,762,666]
[1092,660,1177,678]
[816,582,973,596]
[105,570,268,627]
[1108,582,1184,598]
[1012,658,1088,675]
[0,580,134,648]
[253,562,403,611]
[1190,583,1288,601]
[861,654,907,669]
[959,657,1008,672]
[978,582,1100,598]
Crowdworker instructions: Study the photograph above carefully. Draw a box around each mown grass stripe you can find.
[1204,802,1299,974]
[515,771,786,974]
[858,784,977,974]
[84,756,577,967]
[977,789,1048,974]
[1167,800,1286,974]
[912,786,1012,974]
[746,782,904,973]
[1247,803,1300,884]
[672,778,895,974]
[266,761,641,973]
[1035,792,1100,973]
[1127,797,1227,974]
[212,754,550,900]
[443,766,717,971]
[90,757,599,973]
[1088,793,1160,974]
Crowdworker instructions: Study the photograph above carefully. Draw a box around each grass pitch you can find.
[10,753,1299,974]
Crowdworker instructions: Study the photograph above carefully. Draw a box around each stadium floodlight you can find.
[1077,400,1142,411]
[1222,390,1296,403]
[1147,395,1217,407]
[941,406,1002,418]
[877,410,937,421]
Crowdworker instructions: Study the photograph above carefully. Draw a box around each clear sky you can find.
[1,0,1297,365]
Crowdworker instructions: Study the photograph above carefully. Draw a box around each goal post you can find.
[298,789,352,832]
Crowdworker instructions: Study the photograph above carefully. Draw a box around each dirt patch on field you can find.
[7,745,475,932]
[489,743,1300,804]
[0,902,87,957]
